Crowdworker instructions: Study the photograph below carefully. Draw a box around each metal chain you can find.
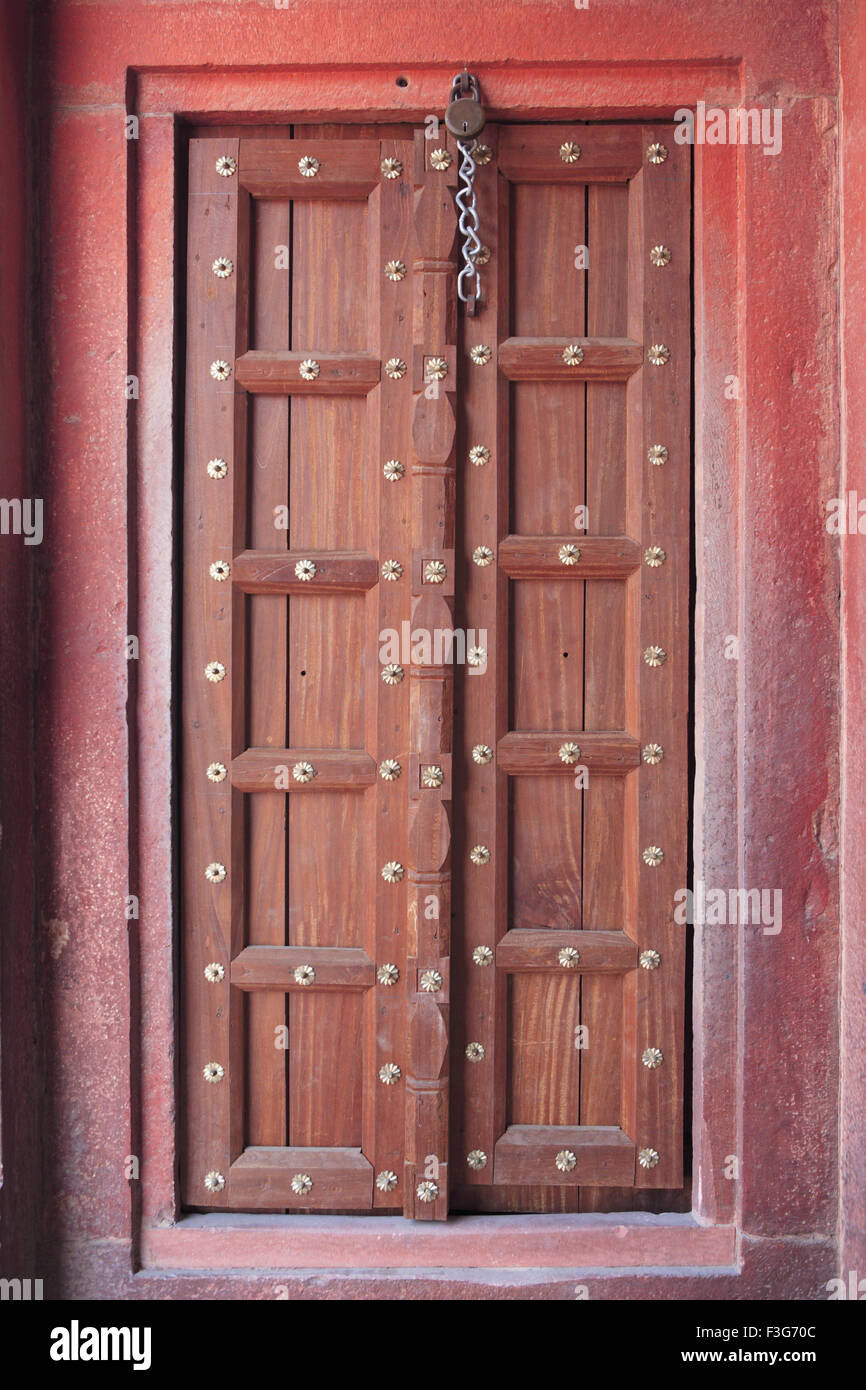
[455,140,482,311]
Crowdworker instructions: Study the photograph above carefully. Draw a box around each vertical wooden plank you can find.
[454,133,510,1193]
[363,139,414,1207]
[580,181,630,1211]
[245,194,289,1150]
[181,138,247,1205]
[504,175,586,1205]
[627,127,691,1191]
[403,128,458,1219]
[287,166,370,1152]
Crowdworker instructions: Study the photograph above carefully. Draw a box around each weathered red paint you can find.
[0,0,858,1299]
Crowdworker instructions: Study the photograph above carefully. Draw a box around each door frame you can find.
[124,60,836,1293]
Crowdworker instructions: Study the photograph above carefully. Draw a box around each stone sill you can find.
[141,1211,736,1271]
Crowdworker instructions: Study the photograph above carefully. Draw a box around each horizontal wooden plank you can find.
[231,748,377,790]
[497,125,643,183]
[496,929,638,974]
[231,946,375,992]
[235,351,381,395]
[497,731,640,775]
[497,534,641,579]
[239,139,380,198]
[229,1147,374,1208]
[499,337,643,381]
[493,1126,636,1186]
[232,550,379,594]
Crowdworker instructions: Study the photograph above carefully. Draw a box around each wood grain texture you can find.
[235,350,380,394]
[497,534,640,578]
[499,337,642,381]
[239,139,380,199]
[232,549,378,593]
[497,125,643,184]
[230,1147,373,1208]
[493,1125,636,1186]
[496,930,638,973]
[231,748,376,790]
[231,947,375,991]
[497,731,639,775]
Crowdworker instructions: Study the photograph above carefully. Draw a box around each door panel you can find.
[181,120,690,1218]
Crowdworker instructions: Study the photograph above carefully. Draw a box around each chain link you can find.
[455,140,482,310]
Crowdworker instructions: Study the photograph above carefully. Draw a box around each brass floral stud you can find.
[643,645,667,668]
[470,845,490,866]
[298,155,319,178]
[472,744,493,764]
[207,762,227,783]
[215,155,237,178]
[420,969,443,992]
[416,1179,439,1202]
[381,559,403,581]
[429,148,452,171]
[650,245,671,267]
[644,546,666,568]
[204,661,226,683]
[204,962,225,984]
[203,1061,225,1084]
[424,559,447,584]
[465,1041,485,1061]
[209,560,231,582]
[377,963,400,986]
[473,244,491,265]
[558,946,580,969]
[642,846,664,868]
[378,1062,402,1085]
[648,344,670,367]
[380,157,403,180]
[473,545,494,567]
[422,766,444,788]
[210,360,231,381]
[204,1170,226,1192]
[555,1149,577,1172]
[376,1170,398,1191]
[299,359,320,381]
[381,861,404,884]
[647,143,668,164]
[426,357,448,381]
[379,759,401,781]
[559,142,581,163]
[559,742,581,764]
[385,259,406,281]
[562,344,584,366]
[291,1173,313,1195]
[642,1047,664,1069]
[385,357,407,379]
[294,559,317,581]
[294,964,315,986]
[472,945,494,966]
[207,457,228,479]
[473,144,493,166]
[212,256,234,278]
[381,663,404,685]
[648,444,669,466]
[639,949,661,971]
[559,543,580,565]
[383,458,405,481]
[638,1147,660,1168]
[470,344,492,365]
[204,862,226,884]
[469,444,490,466]
[642,743,664,765]
[467,1150,488,1170]
[467,646,486,667]
[292,761,316,783]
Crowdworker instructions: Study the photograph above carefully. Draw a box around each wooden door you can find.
[181,121,690,1218]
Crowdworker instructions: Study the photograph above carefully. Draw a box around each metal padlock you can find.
[445,95,486,140]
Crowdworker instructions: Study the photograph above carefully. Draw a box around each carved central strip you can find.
[403,132,458,1221]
